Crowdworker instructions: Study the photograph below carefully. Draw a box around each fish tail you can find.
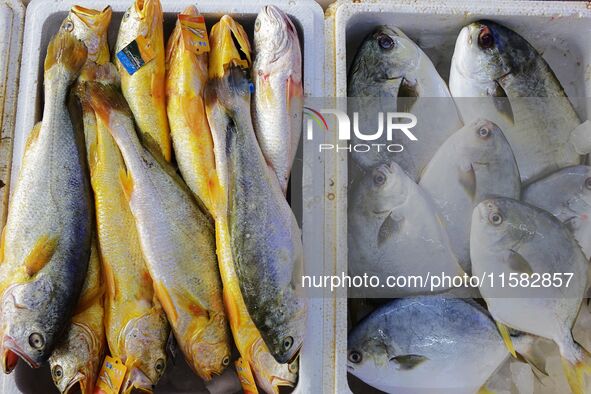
[71,5,112,34]
[85,82,132,124]
[560,339,591,394]
[44,30,87,74]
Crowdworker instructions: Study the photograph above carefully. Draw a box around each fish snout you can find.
[1,335,41,370]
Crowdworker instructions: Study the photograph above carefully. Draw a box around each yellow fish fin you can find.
[102,261,117,300]
[477,386,495,394]
[0,225,6,264]
[286,75,303,111]
[154,281,179,324]
[118,168,134,201]
[23,235,58,277]
[496,322,516,358]
[561,347,591,394]
[75,283,105,315]
[174,288,209,320]
[24,122,43,152]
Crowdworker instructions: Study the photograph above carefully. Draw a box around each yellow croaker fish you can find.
[0,24,91,372]
[68,6,170,393]
[205,15,297,393]
[84,81,231,381]
[252,5,303,195]
[49,239,105,394]
[46,8,112,394]
[114,0,171,161]
[165,6,217,214]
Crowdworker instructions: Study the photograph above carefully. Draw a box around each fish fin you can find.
[515,351,548,378]
[561,355,591,394]
[154,281,179,324]
[507,250,534,275]
[75,282,105,315]
[496,322,517,358]
[389,354,428,370]
[174,288,209,319]
[86,82,131,123]
[569,120,591,155]
[44,30,87,72]
[0,225,6,264]
[377,213,401,247]
[477,386,495,394]
[397,78,419,113]
[24,122,42,152]
[458,164,476,201]
[23,235,58,277]
[286,75,303,111]
[118,168,134,201]
[102,260,117,300]
[489,84,514,125]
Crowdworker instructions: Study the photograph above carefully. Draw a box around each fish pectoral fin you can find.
[102,262,118,299]
[377,213,402,247]
[154,281,179,323]
[24,122,43,152]
[23,235,59,277]
[458,164,476,201]
[490,83,514,125]
[569,120,591,155]
[389,354,428,371]
[286,75,303,110]
[506,250,534,275]
[477,386,495,394]
[515,351,549,378]
[496,322,517,358]
[118,168,134,201]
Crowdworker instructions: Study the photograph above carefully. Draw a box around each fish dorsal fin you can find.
[23,235,58,277]
[389,354,428,370]
[378,213,401,247]
[496,322,517,358]
[507,249,534,275]
[569,120,591,155]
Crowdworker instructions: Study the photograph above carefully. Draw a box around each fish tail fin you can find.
[560,339,591,394]
[85,82,131,124]
[44,30,87,74]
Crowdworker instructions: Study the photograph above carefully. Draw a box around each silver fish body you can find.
[420,119,520,273]
[348,26,462,180]
[470,197,588,367]
[348,161,465,296]
[0,27,90,371]
[252,5,303,195]
[449,20,583,184]
[523,165,591,260]
[348,297,531,393]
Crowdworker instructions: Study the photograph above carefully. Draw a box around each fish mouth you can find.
[71,5,112,32]
[1,336,40,370]
[134,0,159,22]
[63,371,87,394]
[122,367,155,394]
[209,15,251,79]
[264,5,296,34]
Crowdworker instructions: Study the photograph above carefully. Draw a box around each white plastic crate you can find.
[327,0,591,392]
[2,0,332,393]
[0,0,23,230]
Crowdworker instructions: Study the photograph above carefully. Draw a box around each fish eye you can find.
[222,356,230,367]
[489,212,503,226]
[52,365,63,381]
[348,350,362,364]
[63,20,74,32]
[155,358,166,374]
[373,172,386,186]
[255,20,261,32]
[376,33,395,50]
[478,126,491,139]
[29,333,45,350]
[585,178,591,190]
[282,336,294,351]
[478,27,494,49]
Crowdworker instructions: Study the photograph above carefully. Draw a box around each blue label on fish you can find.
[116,37,155,75]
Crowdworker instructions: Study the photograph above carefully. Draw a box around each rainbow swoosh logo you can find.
[303,106,328,130]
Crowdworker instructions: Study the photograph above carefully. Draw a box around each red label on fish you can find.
[179,14,210,55]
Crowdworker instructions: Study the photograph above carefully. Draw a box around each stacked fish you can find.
[347,22,591,394]
[0,1,305,394]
